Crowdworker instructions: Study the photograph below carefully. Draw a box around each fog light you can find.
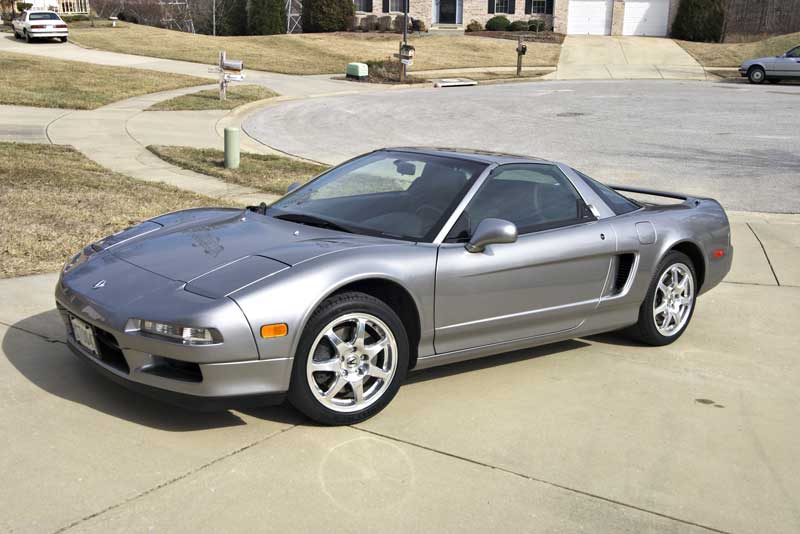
[135,319,220,345]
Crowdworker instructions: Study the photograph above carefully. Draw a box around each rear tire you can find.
[747,66,766,84]
[628,251,697,346]
[24,31,32,43]
[60,36,68,43]
[288,291,409,425]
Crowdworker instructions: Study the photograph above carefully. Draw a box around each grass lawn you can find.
[676,32,800,67]
[147,85,279,111]
[147,146,329,195]
[0,143,230,278]
[69,23,562,75]
[0,52,208,110]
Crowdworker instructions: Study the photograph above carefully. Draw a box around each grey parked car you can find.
[56,148,732,424]
[740,45,800,84]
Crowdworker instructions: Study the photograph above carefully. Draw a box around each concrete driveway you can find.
[1,217,799,533]
[548,36,706,80]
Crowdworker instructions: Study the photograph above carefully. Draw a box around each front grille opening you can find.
[613,253,636,294]
[144,357,203,383]
[94,328,131,374]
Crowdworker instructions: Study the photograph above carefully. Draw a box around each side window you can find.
[574,170,641,215]
[446,164,591,241]
[787,47,800,58]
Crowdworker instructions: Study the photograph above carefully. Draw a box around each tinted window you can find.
[29,12,61,20]
[575,170,640,215]
[269,151,487,242]
[447,164,591,241]
[786,47,800,58]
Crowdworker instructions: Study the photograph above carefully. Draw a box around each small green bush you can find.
[392,14,408,32]
[508,20,528,31]
[485,15,510,31]
[466,20,483,32]
[362,14,377,31]
[61,14,90,22]
[302,0,354,32]
[528,19,545,32]
[377,14,392,31]
[671,0,725,42]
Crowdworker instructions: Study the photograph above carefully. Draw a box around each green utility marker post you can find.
[224,127,240,169]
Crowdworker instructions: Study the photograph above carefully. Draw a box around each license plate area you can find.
[70,315,98,355]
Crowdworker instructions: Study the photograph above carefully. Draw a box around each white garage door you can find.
[567,0,613,35]
[623,0,670,36]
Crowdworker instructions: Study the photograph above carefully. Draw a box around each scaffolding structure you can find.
[160,0,195,33]
[285,0,301,33]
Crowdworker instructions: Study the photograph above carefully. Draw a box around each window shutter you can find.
[509,0,515,13]
[383,0,389,12]
[366,0,373,10]
[525,0,532,14]
[488,0,495,13]
[545,0,553,14]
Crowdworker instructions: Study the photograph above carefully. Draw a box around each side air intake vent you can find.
[613,254,636,294]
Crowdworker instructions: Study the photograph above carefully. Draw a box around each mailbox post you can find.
[516,37,527,77]
[218,51,245,101]
[397,43,415,83]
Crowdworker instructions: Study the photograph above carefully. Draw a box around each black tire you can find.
[14,30,21,39]
[748,66,766,84]
[60,36,68,43]
[628,251,698,346]
[288,291,409,425]
[24,31,32,43]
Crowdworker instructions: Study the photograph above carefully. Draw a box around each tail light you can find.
[31,24,46,29]
[56,24,67,28]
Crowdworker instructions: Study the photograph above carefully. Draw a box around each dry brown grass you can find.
[676,32,800,67]
[70,23,562,74]
[0,52,208,109]
[147,145,329,195]
[0,143,230,278]
[146,84,278,111]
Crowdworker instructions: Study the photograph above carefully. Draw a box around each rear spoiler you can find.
[608,185,703,205]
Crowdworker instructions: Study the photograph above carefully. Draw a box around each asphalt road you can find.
[244,79,800,213]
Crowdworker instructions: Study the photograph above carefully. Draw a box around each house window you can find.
[354,0,372,11]
[388,0,404,11]
[525,0,553,14]
[495,0,511,14]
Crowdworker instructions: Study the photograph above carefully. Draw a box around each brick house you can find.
[354,0,682,37]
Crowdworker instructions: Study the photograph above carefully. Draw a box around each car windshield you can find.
[268,151,488,242]
[29,12,61,20]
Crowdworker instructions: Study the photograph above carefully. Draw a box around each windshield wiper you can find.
[273,213,354,234]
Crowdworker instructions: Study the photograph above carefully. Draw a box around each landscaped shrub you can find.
[392,14,408,33]
[362,14,378,31]
[466,20,483,32]
[249,0,286,35]
[671,0,725,42]
[508,20,528,31]
[528,18,545,32]
[302,0,354,32]
[485,15,510,31]
[414,19,426,32]
[377,15,392,31]
[60,14,90,22]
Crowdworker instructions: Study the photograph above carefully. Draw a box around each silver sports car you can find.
[56,148,732,424]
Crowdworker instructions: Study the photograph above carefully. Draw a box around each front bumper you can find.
[739,68,748,77]
[55,259,294,409]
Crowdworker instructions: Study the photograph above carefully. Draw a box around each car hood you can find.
[107,208,391,284]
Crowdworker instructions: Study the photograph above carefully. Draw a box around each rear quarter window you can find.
[575,170,641,215]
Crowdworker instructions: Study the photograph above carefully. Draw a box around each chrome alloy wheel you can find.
[653,263,694,337]
[306,313,398,413]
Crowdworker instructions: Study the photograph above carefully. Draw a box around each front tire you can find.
[288,291,409,425]
[629,251,697,346]
[748,66,766,84]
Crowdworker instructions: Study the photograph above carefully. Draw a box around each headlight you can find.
[129,319,222,345]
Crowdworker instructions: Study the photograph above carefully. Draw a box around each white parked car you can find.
[12,10,69,43]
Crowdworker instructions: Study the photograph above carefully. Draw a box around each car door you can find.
[434,163,616,355]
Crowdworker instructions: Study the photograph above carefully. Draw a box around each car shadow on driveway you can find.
[2,309,302,431]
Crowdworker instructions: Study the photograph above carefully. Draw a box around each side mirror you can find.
[286,182,302,193]
[466,218,517,253]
